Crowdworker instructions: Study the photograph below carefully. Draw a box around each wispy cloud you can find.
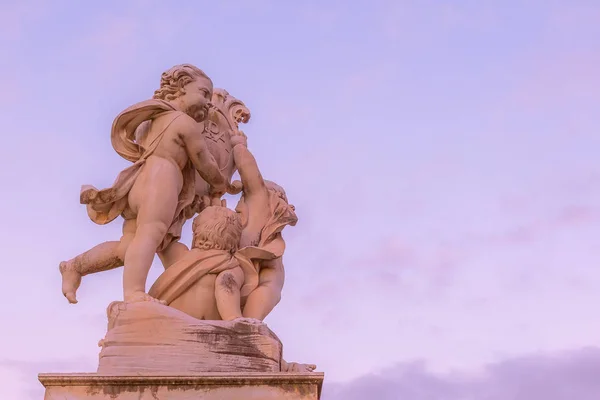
[324,347,600,400]
[468,204,599,247]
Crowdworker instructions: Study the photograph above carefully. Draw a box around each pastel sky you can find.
[1,0,599,398]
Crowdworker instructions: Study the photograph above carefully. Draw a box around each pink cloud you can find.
[353,236,417,269]
[488,224,540,246]
[560,171,600,196]
[506,50,600,118]
[554,205,597,225]
[299,280,346,312]
[467,204,598,248]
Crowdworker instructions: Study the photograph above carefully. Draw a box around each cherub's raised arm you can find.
[232,142,266,196]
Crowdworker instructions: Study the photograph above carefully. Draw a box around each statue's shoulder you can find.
[162,112,200,138]
[154,109,189,124]
[112,99,182,162]
[116,99,176,119]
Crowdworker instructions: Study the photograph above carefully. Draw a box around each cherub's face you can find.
[179,76,213,122]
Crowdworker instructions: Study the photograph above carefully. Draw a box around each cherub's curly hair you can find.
[153,64,211,101]
[192,206,242,253]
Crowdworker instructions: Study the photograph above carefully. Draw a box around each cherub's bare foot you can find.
[124,291,167,305]
[59,261,81,304]
[301,363,317,372]
[281,360,317,373]
[232,317,264,325]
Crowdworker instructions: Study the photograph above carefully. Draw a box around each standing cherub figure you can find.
[59,86,251,304]
[213,131,298,321]
[64,64,229,304]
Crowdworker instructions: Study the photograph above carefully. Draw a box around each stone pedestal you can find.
[98,301,283,374]
[39,373,324,399]
[39,302,323,398]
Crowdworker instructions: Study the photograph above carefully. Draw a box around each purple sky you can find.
[1,0,600,398]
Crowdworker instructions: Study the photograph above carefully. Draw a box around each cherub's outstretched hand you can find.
[230,130,247,148]
[227,180,243,195]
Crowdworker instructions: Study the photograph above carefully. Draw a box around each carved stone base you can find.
[98,301,282,374]
[39,373,324,399]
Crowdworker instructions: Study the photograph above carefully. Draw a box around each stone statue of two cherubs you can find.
[59,64,314,372]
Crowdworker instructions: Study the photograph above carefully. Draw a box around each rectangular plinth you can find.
[39,372,324,399]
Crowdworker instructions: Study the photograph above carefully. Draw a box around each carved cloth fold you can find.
[252,188,299,256]
[148,249,259,306]
[79,99,197,252]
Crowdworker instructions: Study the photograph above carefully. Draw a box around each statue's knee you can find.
[136,221,170,243]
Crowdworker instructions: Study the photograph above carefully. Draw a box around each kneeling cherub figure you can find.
[148,205,258,321]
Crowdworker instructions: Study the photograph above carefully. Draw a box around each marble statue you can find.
[51,64,319,397]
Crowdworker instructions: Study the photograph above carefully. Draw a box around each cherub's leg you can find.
[242,258,285,321]
[214,266,245,320]
[122,194,177,303]
[60,241,122,304]
[59,219,136,304]
[158,241,190,270]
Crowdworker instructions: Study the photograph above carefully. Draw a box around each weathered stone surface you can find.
[97,301,282,374]
[39,373,324,399]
